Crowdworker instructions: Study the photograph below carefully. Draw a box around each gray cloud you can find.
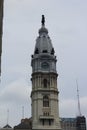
[0,79,31,127]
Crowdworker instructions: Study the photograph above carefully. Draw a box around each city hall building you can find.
[14,16,86,130]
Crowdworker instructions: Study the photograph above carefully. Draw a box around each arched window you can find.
[43,79,47,88]
[43,96,49,107]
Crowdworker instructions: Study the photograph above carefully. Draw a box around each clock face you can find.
[41,62,49,70]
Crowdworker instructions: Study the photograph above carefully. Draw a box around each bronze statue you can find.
[41,15,45,26]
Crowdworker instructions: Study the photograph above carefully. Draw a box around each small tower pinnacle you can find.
[41,15,45,26]
[7,109,9,125]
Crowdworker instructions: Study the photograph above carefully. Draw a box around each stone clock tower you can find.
[31,15,61,130]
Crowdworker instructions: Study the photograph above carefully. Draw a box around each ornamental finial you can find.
[41,15,45,26]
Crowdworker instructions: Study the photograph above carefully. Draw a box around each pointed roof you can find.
[3,124,12,129]
[34,15,54,55]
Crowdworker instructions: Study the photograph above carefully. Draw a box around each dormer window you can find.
[51,48,55,55]
[35,48,39,54]
[43,50,48,53]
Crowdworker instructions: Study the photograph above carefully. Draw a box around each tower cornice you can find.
[31,72,58,77]
[31,89,59,98]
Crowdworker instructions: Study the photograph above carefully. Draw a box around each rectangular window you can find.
[42,120,44,125]
[49,120,51,125]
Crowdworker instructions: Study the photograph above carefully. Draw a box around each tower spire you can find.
[76,80,81,116]
[7,109,9,125]
[41,15,45,26]
[22,106,24,119]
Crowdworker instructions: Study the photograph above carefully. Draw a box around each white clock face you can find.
[41,62,49,70]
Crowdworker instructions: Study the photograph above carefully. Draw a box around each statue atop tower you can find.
[41,15,45,26]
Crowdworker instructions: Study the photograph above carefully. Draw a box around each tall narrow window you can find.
[43,79,47,88]
[49,120,51,125]
[42,120,44,125]
[43,96,49,107]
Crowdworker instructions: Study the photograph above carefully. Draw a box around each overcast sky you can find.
[0,0,87,127]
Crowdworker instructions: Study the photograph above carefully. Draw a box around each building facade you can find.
[14,118,32,130]
[0,0,4,75]
[60,116,86,130]
[76,116,86,130]
[61,118,76,130]
[31,15,61,130]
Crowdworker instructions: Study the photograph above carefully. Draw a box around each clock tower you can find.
[31,15,61,130]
